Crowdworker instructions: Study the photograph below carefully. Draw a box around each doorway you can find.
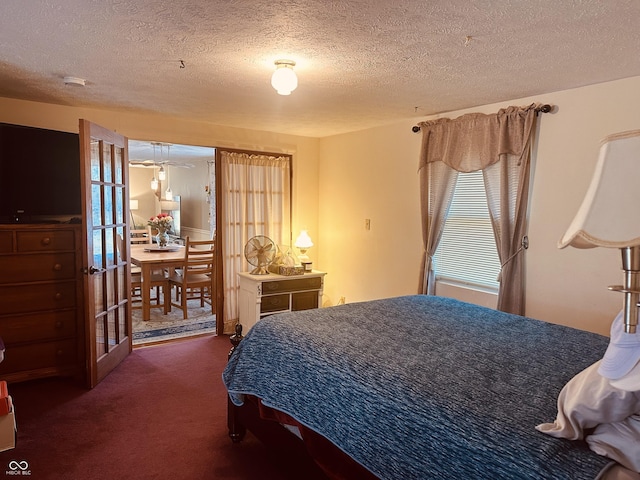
[128,140,217,345]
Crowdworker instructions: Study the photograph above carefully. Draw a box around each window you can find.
[433,170,500,291]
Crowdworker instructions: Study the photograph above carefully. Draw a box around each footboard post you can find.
[227,323,246,443]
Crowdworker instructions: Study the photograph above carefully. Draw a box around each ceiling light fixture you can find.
[63,76,86,86]
[271,59,298,95]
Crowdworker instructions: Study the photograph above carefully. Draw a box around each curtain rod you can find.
[411,104,553,133]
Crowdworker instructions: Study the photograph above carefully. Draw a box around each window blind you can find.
[434,170,500,290]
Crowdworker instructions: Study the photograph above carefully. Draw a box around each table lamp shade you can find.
[559,129,640,250]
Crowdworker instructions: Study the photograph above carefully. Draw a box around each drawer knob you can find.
[55,293,63,300]
[41,237,51,246]
[56,349,64,357]
[55,321,63,329]
[53,263,62,271]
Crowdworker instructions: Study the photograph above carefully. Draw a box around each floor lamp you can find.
[559,129,640,379]
[129,199,138,227]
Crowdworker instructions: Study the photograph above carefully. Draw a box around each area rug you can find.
[132,299,216,345]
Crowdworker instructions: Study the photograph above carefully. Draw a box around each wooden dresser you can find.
[0,224,84,383]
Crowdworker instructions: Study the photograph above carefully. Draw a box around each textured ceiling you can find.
[1,0,640,138]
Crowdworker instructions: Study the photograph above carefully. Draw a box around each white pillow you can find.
[536,360,640,472]
[536,360,640,439]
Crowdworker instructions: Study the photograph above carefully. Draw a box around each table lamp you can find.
[295,230,314,273]
[559,129,640,339]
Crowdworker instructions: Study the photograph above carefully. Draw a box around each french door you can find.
[80,120,133,388]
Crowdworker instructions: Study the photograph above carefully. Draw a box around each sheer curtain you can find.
[207,160,216,240]
[220,150,291,333]
[417,104,539,315]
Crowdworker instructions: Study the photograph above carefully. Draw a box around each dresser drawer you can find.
[16,229,76,252]
[0,253,77,284]
[262,276,322,294]
[0,339,77,375]
[0,232,12,253]
[260,294,290,313]
[0,281,77,314]
[0,310,76,344]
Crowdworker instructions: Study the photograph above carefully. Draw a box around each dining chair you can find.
[130,226,152,244]
[168,237,215,319]
[117,234,169,313]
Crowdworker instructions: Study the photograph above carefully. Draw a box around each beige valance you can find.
[417,103,539,173]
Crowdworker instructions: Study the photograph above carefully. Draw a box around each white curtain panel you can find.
[220,151,291,333]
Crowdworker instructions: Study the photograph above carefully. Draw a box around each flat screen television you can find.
[0,122,82,223]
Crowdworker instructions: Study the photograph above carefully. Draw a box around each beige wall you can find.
[318,75,640,335]
[130,161,213,234]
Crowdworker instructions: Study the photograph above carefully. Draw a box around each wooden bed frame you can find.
[227,325,378,480]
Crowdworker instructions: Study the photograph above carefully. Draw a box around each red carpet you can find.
[0,335,293,479]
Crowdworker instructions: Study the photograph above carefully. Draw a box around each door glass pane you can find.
[90,140,101,182]
[114,186,124,225]
[117,265,126,298]
[92,229,103,268]
[114,147,123,184]
[106,268,115,308]
[95,315,105,356]
[105,228,115,267]
[93,271,105,314]
[119,305,128,338]
[104,186,113,226]
[107,309,117,348]
[103,143,112,184]
[92,184,103,227]
[115,226,125,263]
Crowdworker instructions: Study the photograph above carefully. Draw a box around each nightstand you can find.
[238,270,326,332]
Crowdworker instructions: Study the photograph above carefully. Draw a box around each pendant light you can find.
[150,166,158,191]
[150,143,158,190]
[164,146,173,200]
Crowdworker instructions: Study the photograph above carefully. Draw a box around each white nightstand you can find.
[238,270,326,332]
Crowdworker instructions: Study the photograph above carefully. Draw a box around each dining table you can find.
[130,243,186,321]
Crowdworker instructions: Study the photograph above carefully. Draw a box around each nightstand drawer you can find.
[260,294,290,313]
[292,291,319,311]
[262,276,322,294]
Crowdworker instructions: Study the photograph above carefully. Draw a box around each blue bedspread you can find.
[223,295,613,479]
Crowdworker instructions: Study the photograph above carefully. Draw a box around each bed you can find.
[223,295,640,479]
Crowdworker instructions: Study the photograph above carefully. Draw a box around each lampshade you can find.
[158,165,166,181]
[271,60,298,95]
[559,129,640,250]
[295,230,313,250]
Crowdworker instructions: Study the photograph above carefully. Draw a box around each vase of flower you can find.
[155,229,170,247]
[148,213,173,248]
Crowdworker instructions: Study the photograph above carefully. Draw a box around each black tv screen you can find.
[0,122,81,223]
